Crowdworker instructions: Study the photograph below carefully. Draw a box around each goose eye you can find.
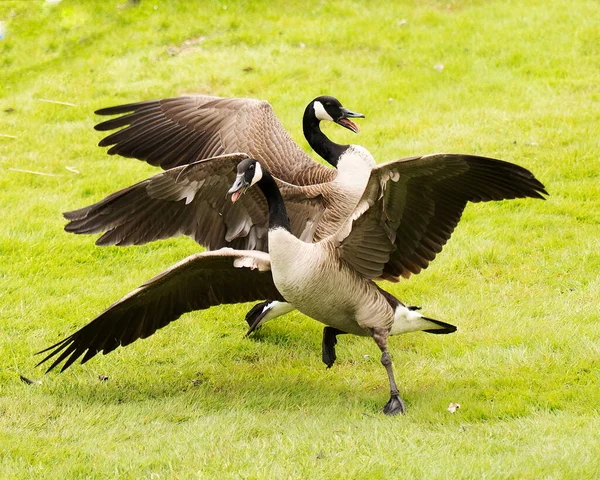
[249,164,255,170]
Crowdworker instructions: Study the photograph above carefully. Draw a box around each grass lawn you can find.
[1,0,599,478]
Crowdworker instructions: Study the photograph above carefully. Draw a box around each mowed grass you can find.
[1,0,599,478]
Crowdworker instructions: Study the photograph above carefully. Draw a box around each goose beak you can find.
[228,174,249,203]
[337,107,365,134]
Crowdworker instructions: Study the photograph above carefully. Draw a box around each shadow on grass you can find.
[27,318,584,421]
[37,366,397,417]
[24,351,577,423]
[31,327,421,417]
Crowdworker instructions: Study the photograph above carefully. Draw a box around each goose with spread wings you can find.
[71,94,368,247]
[68,95,368,329]
[39,156,546,414]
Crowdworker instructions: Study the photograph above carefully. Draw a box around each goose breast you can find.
[267,229,394,336]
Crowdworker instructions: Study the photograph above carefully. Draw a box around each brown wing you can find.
[337,154,547,281]
[95,95,336,185]
[64,153,327,250]
[275,180,331,242]
[37,250,283,372]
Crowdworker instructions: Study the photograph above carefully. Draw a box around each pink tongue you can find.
[339,118,359,132]
[231,190,242,203]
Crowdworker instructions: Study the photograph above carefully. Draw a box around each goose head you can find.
[309,95,365,133]
[228,158,263,203]
[303,96,365,167]
[228,158,291,231]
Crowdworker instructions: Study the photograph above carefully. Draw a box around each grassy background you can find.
[1,0,599,478]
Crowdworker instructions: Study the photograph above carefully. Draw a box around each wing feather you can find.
[37,250,283,372]
[94,95,335,185]
[65,153,328,251]
[337,154,547,281]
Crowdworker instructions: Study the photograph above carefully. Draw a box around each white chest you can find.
[267,230,383,335]
[334,146,375,193]
[268,229,318,292]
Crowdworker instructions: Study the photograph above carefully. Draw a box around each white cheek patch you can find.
[250,163,263,186]
[313,101,334,122]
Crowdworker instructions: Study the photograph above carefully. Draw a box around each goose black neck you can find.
[256,171,291,232]
[303,105,348,168]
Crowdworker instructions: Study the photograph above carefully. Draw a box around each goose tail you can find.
[390,302,458,336]
[421,317,457,335]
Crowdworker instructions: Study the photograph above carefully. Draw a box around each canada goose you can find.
[73,95,367,248]
[68,95,368,330]
[38,156,546,414]
[226,158,546,414]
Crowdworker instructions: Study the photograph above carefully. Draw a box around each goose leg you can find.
[371,328,406,415]
[322,326,347,368]
[244,300,295,336]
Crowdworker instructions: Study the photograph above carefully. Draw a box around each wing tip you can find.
[94,101,153,116]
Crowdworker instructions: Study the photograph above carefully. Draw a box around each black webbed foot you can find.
[322,326,346,368]
[383,393,406,416]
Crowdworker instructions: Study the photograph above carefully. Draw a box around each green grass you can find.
[1,0,599,478]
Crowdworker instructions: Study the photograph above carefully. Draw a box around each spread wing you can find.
[337,154,548,281]
[64,153,327,250]
[37,249,284,372]
[95,95,336,185]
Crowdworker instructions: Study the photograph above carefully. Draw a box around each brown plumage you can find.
[94,95,337,185]
[68,96,370,249]
[51,95,548,366]
[63,152,335,250]
[37,249,282,372]
[38,155,546,416]
[41,154,547,372]
[338,154,548,281]
[66,150,546,280]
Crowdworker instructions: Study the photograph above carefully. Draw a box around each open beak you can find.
[228,174,249,203]
[336,107,365,134]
